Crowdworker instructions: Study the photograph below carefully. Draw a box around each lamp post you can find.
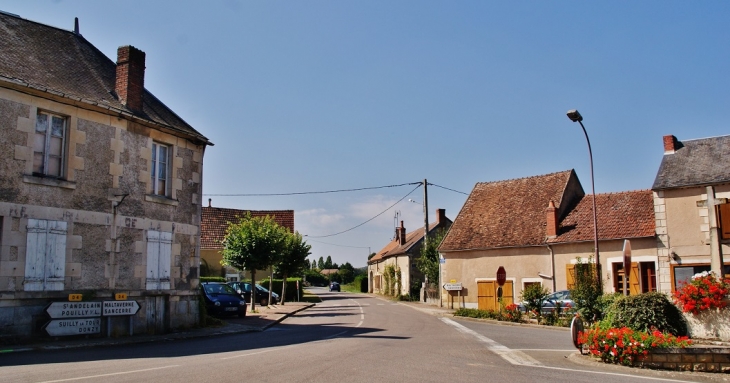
[566,109,601,287]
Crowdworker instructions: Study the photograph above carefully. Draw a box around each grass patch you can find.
[301,289,322,303]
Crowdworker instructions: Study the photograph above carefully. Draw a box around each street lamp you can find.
[566,109,601,286]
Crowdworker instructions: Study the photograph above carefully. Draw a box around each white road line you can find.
[38,365,179,382]
[377,303,384,305]
[440,317,542,367]
[221,348,282,360]
[515,349,577,352]
[531,364,699,383]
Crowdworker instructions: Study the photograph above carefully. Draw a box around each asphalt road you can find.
[0,287,722,383]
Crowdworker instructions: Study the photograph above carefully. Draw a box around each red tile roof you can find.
[549,190,655,243]
[201,207,294,250]
[369,219,452,264]
[439,170,577,251]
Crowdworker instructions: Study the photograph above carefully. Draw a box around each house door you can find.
[145,296,168,334]
[477,280,514,311]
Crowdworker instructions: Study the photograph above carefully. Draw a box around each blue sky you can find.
[3,1,728,268]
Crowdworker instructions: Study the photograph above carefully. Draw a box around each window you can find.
[151,143,169,196]
[672,263,730,291]
[24,219,67,291]
[146,230,172,290]
[33,111,67,177]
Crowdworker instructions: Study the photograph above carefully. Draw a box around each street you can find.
[0,288,720,383]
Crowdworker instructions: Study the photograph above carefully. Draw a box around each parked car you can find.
[200,282,247,317]
[518,290,573,314]
[228,281,280,306]
[329,282,340,292]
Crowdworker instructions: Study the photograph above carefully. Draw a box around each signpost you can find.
[103,300,140,316]
[46,302,102,319]
[496,266,506,286]
[622,240,632,296]
[443,283,462,291]
[44,318,101,336]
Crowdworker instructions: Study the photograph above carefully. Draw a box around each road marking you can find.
[38,365,179,382]
[440,318,542,366]
[515,349,577,352]
[377,303,384,305]
[530,364,699,382]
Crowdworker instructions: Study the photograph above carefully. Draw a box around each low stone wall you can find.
[636,348,730,373]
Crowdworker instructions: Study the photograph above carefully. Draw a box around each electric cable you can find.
[203,182,421,197]
[428,183,468,195]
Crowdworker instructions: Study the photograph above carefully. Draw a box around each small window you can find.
[151,143,170,196]
[719,203,730,240]
[33,111,67,178]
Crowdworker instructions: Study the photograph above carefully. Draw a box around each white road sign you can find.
[443,283,463,291]
[45,301,102,319]
[103,300,140,316]
[44,318,101,336]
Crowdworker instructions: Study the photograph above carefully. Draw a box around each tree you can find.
[520,283,550,324]
[311,259,317,269]
[273,231,311,305]
[569,257,604,323]
[317,257,325,270]
[338,262,355,284]
[417,229,447,286]
[324,256,333,269]
[221,214,287,312]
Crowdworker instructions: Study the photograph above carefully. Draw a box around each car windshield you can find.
[205,284,237,295]
[256,284,270,293]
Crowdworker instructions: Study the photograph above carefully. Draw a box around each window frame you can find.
[150,142,171,197]
[33,110,68,178]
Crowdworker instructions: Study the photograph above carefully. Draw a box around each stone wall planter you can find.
[634,347,730,373]
[684,307,730,341]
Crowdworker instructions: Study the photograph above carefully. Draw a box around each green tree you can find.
[273,231,311,305]
[417,229,446,286]
[520,283,550,324]
[367,252,376,260]
[311,259,317,269]
[221,214,287,312]
[324,255,333,269]
[569,257,604,323]
[317,257,325,270]
[339,262,355,284]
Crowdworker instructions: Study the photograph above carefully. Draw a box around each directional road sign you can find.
[103,300,140,316]
[44,318,101,336]
[45,301,102,319]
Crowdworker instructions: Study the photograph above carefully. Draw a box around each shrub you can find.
[520,283,549,323]
[579,326,691,366]
[569,259,604,323]
[602,292,687,336]
[453,305,523,323]
[673,271,730,315]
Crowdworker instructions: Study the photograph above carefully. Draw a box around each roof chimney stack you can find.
[436,208,446,224]
[116,45,146,113]
[663,135,679,154]
[546,200,558,238]
[399,221,406,245]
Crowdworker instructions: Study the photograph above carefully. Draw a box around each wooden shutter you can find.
[147,230,172,290]
[45,220,67,290]
[629,262,641,295]
[720,204,730,240]
[477,281,496,311]
[566,264,576,289]
[24,219,66,291]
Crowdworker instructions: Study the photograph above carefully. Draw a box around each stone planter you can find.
[635,347,730,373]
[684,308,730,341]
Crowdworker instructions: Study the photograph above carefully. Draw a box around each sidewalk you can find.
[0,302,314,354]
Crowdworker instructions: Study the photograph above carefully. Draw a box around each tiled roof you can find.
[201,207,294,249]
[439,170,578,251]
[0,12,210,145]
[652,135,730,190]
[369,220,452,264]
[549,190,655,243]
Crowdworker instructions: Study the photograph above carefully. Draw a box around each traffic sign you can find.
[103,300,140,316]
[443,283,462,291]
[496,266,506,286]
[44,318,101,336]
[46,302,102,319]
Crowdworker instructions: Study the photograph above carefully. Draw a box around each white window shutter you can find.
[24,219,47,291]
[45,221,67,291]
[159,231,172,290]
[146,230,161,290]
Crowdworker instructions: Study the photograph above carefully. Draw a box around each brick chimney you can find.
[663,135,679,154]
[436,208,446,224]
[116,45,146,113]
[397,221,406,245]
[546,200,558,238]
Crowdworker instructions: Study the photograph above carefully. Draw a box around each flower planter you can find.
[634,347,730,373]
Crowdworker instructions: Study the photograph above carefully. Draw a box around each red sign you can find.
[496,266,506,286]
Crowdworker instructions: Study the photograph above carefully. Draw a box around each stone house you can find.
[438,170,657,310]
[0,13,211,338]
[200,201,294,281]
[368,208,452,296]
[652,134,730,292]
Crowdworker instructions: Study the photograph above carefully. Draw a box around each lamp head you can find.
[566,109,583,122]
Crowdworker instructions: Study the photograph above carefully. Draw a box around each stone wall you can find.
[637,347,730,373]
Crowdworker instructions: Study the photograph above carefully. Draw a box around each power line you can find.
[428,182,468,195]
[203,182,422,197]
[305,184,422,238]
[304,238,370,249]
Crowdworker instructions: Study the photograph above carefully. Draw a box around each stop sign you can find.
[496,266,506,286]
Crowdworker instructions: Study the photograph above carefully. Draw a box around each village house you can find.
[200,200,294,281]
[438,170,657,310]
[0,13,211,338]
[652,134,730,292]
[368,208,452,297]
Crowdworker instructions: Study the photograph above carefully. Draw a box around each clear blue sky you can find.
[4,1,728,268]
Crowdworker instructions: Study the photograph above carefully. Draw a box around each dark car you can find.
[228,281,280,306]
[329,281,340,292]
[200,282,247,317]
[518,290,573,314]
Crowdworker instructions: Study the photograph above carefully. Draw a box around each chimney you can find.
[663,135,679,154]
[116,46,146,113]
[208,198,211,207]
[399,221,406,246]
[546,200,558,238]
[436,208,446,224]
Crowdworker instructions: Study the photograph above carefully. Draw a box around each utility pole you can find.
[423,179,429,247]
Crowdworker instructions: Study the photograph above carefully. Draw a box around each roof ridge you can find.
[679,134,730,143]
[0,11,76,35]
[475,169,573,186]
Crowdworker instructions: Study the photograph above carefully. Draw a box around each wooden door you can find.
[477,281,496,311]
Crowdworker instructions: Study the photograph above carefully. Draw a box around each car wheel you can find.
[260,298,268,306]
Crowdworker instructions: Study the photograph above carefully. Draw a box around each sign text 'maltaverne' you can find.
[103,300,140,316]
